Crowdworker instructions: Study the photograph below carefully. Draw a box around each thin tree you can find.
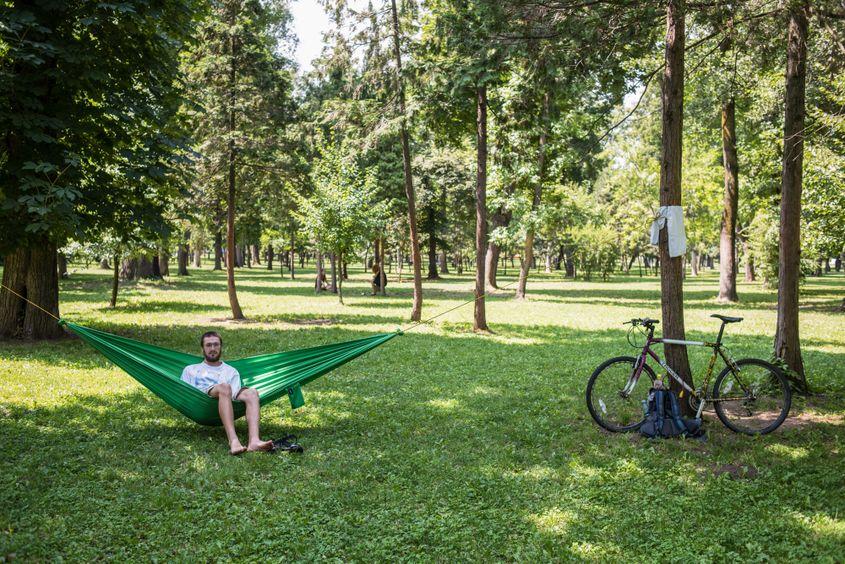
[389,0,423,321]
[474,85,489,331]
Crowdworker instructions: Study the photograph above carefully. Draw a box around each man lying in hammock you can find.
[181,331,274,455]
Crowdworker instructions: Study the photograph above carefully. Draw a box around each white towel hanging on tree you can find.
[649,206,687,258]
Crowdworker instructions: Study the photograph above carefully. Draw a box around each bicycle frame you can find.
[622,325,742,419]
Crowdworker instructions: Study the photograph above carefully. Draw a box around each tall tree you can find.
[185,0,294,320]
[659,0,695,405]
[0,0,195,339]
[774,1,809,387]
[718,93,740,302]
[389,0,423,321]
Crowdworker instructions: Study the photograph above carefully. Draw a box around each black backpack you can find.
[639,388,705,439]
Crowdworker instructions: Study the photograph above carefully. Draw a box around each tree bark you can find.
[774,2,807,387]
[0,243,64,340]
[329,253,337,294]
[194,242,202,268]
[660,0,694,410]
[267,244,274,271]
[100,258,110,269]
[152,254,162,278]
[379,236,386,296]
[57,253,68,279]
[390,0,422,321]
[315,250,325,293]
[426,207,439,279]
[251,243,260,265]
[225,18,244,320]
[110,252,120,308]
[137,255,156,279]
[290,228,295,280]
[718,97,740,301]
[213,228,223,271]
[439,250,449,274]
[177,229,190,276]
[474,85,489,331]
[158,251,169,277]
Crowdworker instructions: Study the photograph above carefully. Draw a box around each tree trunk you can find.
[660,0,694,411]
[379,236,386,296]
[427,208,439,279]
[718,97,740,301]
[774,3,807,388]
[439,250,449,274]
[57,253,68,279]
[315,251,325,293]
[213,229,223,271]
[290,229,295,280]
[690,250,699,276]
[152,254,163,278]
[266,244,273,271]
[474,85,489,331]
[835,255,841,271]
[158,251,169,277]
[0,242,64,340]
[194,242,202,268]
[390,0,422,321]
[337,252,344,304]
[225,22,244,320]
[110,253,120,308]
[136,255,155,279]
[120,258,137,280]
[177,229,190,276]
[251,244,260,265]
[329,253,338,293]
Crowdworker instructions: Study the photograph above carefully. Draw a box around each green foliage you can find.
[0,0,198,251]
[569,225,620,281]
[297,142,389,264]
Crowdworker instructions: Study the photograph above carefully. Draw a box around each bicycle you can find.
[586,315,792,435]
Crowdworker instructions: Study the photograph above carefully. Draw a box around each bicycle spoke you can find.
[714,360,791,434]
[587,357,653,432]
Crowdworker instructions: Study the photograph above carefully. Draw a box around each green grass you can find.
[1,263,844,561]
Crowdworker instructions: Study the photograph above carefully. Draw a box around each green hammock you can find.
[60,320,400,426]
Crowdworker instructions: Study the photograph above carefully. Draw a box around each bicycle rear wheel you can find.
[712,358,791,435]
[586,356,655,432]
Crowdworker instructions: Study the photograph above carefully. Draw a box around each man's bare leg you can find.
[209,384,246,455]
[237,388,273,451]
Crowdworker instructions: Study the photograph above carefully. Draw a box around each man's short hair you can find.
[200,331,223,348]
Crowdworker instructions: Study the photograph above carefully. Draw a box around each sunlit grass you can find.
[1,263,843,560]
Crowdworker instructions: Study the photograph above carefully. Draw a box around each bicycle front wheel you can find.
[713,358,792,435]
[586,356,656,432]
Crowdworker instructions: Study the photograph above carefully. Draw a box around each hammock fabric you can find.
[60,320,399,426]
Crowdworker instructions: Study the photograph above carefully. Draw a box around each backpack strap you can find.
[665,390,689,435]
[654,390,666,435]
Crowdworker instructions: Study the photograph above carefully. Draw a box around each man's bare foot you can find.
[247,439,274,452]
[230,441,247,456]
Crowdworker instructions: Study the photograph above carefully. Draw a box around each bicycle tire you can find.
[712,358,792,435]
[586,356,656,432]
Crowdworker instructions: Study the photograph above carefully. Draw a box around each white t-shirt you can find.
[180,361,242,398]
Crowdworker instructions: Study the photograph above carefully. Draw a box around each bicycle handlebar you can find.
[625,318,659,327]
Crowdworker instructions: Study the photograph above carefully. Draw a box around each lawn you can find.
[1,263,843,561]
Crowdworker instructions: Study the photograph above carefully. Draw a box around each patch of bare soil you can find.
[779,410,844,431]
[710,463,759,480]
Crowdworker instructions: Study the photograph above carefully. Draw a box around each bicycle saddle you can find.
[711,314,743,323]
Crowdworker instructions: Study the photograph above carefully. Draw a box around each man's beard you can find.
[204,351,220,362]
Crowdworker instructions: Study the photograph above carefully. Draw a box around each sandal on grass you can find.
[271,436,304,454]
